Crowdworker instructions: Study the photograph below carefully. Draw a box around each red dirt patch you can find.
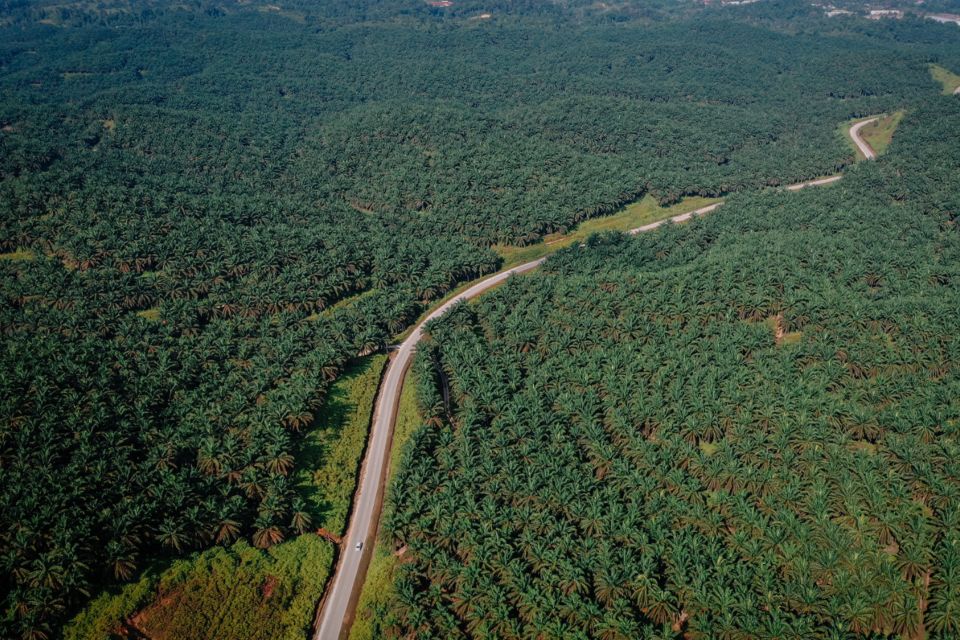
[348,200,375,214]
[262,575,278,601]
[767,313,802,346]
[315,527,342,545]
[672,609,689,633]
[127,593,181,639]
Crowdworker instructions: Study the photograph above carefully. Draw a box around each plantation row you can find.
[381,99,960,638]
[2,2,959,637]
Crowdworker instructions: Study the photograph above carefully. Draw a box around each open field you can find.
[309,288,380,322]
[840,113,903,160]
[0,248,36,261]
[856,110,906,157]
[494,194,722,268]
[64,537,332,640]
[930,63,960,94]
[135,306,161,321]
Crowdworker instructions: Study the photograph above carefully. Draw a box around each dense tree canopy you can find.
[383,99,960,638]
[1,1,959,638]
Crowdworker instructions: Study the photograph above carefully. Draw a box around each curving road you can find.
[312,259,546,640]
[849,117,880,160]
[313,122,876,640]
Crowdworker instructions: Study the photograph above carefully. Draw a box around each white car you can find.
[355,541,363,551]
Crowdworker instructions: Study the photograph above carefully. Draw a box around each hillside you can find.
[2,2,960,638]
[383,99,960,638]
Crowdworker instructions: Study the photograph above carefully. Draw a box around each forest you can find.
[381,99,960,638]
[2,0,960,638]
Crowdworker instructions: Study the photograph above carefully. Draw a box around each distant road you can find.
[786,175,843,191]
[312,153,856,640]
[849,117,880,160]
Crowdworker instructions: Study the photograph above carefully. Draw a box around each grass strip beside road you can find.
[857,111,905,157]
[929,63,960,95]
[493,194,721,268]
[840,112,903,161]
[298,355,389,537]
[348,368,423,640]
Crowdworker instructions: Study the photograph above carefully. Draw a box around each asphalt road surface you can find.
[313,259,546,640]
[849,117,880,160]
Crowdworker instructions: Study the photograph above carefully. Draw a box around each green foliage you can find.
[1,3,959,638]
[382,100,960,638]
[65,536,332,640]
[929,63,960,94]
[858,110,906,157]
[63,574,155,640]
[298,355,387,536]
[351,365,424,640]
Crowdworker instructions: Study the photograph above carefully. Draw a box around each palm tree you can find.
[252,515,284,549]
[157,521,188,553]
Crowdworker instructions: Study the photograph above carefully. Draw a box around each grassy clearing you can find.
[780,331,803,345]
[840,113,903,160]
[0,248,36,262]
[258,4,308,23]
[64,537,332,640]
[858,111,905,157]
[930,63,960,95]
[494,194,721,268]
[297,354,388,536]
[349,368,422,640]
[136,307,161,321]
[306,288,379,322]
[699,441,719,457]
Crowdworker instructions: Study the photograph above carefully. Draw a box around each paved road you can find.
[849,117,880,160]
[786,175,843,191]
[628,202,723,234]
[313,259,545,640]
[312,153,858,640]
